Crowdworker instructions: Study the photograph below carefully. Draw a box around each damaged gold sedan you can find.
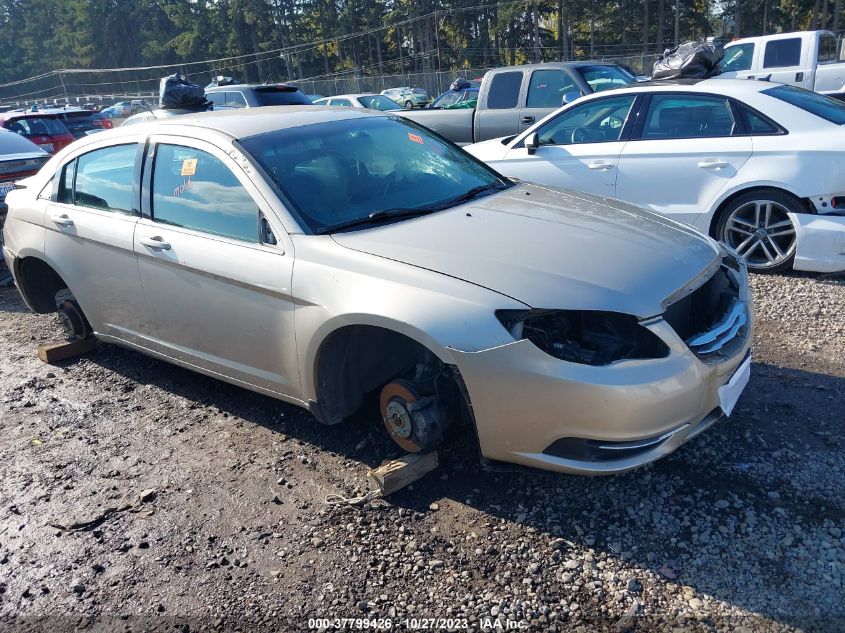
[2,107,752,474]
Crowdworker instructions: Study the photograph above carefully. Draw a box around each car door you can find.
[616,93,753,227]
[44,140,152,341]
[717,42,758,80]
[134,136,299,396]
[759,36,813,88]
[498,94,639,197]
[518,68,582,132]
[474,70,524,141]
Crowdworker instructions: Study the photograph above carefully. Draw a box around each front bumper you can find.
[451,316,752,475]
[789,212,845,273]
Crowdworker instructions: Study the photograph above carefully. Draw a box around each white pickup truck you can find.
[718,30,845,98]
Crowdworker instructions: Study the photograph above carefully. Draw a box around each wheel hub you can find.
[384,400,413,439]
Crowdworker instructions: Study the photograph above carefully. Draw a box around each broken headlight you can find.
[496,309,669,366]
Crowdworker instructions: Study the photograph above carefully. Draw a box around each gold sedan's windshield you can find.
[239,116,508,233]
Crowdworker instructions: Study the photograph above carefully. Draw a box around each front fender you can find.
[291,235,526,402]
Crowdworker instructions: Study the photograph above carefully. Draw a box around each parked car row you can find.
[1,51,842,478]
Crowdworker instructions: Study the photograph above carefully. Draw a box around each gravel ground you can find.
[0,271,843,633]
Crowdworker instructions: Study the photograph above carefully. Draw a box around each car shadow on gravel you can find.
[73,341,844,628]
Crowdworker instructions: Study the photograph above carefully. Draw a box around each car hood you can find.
[331,184,721,317]
[464,137,510,160]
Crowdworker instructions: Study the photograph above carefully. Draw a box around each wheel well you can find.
[708,186,813,238]
[14,257,69,313]
[314,325,455,426]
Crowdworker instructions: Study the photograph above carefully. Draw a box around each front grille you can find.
[663,261,748,359]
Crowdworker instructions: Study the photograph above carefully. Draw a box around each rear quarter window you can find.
[253,88,310,106]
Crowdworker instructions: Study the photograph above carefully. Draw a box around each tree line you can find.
[0,0,841,86]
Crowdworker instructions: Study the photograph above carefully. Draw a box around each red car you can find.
[0,111,74,154]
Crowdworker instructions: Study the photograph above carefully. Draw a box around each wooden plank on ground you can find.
[37,338,96,364]
[367,451,439,496]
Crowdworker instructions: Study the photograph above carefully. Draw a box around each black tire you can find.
[403,100,414,110]
[715,188,799,274]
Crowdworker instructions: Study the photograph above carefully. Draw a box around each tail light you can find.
[92,119,113,129]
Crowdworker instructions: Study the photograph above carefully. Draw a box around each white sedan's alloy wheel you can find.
[723,199,797,272]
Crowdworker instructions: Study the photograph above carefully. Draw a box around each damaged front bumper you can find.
[789,212,845,273]
[451,308,752,475]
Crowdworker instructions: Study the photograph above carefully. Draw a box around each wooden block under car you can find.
[37,338,97,364]
[367,450,439,496]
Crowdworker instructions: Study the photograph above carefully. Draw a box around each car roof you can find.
[0,111,60,121]
[95,105,380,140]
[491,61,622,73]
[727,30,821,46]
[323,94,381,99]
[612,77,778,95]
[206,83,300,92]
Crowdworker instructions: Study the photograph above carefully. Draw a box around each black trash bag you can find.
[449,77,472,91]
[652,41,724,80]
[159,74,207,109]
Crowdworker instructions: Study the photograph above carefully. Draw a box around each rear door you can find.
[616,92,752,228]
[498,94,638,197]
[759,36,813,89]
[518,68,581,133]
[474,70,523,141]
[44,140,151,340]
[134,136,298,396]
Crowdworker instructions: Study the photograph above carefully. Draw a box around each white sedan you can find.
[312,94,402,111]
[466,78,845,273]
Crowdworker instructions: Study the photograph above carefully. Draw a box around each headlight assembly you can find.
[496,309,669,366]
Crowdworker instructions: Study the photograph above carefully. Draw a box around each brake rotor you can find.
[379,380,424,453]
[57,299,89,340]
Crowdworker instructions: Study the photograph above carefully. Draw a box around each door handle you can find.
[588,162,614,171]
[698,160,729,170]
[796,72,804,82]
[50,214,74,227]
[139,235,171,251]
[521,116,535,125]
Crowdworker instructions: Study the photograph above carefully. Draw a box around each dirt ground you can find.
[0,273,843,633]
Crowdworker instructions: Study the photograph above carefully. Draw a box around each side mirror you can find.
[525,132,539,155]
[562,91,582,105]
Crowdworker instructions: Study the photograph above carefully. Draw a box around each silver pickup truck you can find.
[398,62,636,144]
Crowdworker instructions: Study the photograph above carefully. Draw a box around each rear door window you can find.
[486,71,522,109]
[74,144,137,213]
[224,92,247,108]
[641,94,736,139]
[151,143,259,242]
[526,69,579,108]
[763,38,802,68]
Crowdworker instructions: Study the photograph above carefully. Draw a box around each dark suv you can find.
[205,83,310,109]
[40,107,114,139]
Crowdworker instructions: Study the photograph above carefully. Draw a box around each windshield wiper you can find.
[317,207,435,234]
[316,182,509,235]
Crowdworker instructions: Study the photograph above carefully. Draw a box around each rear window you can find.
[818,34,839,63]
[763,85,845,125]
[253,87,310,106]
[486,71,522,109]
[575,65,635,92]
[763,38,802,68]
[6,116,68,136]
